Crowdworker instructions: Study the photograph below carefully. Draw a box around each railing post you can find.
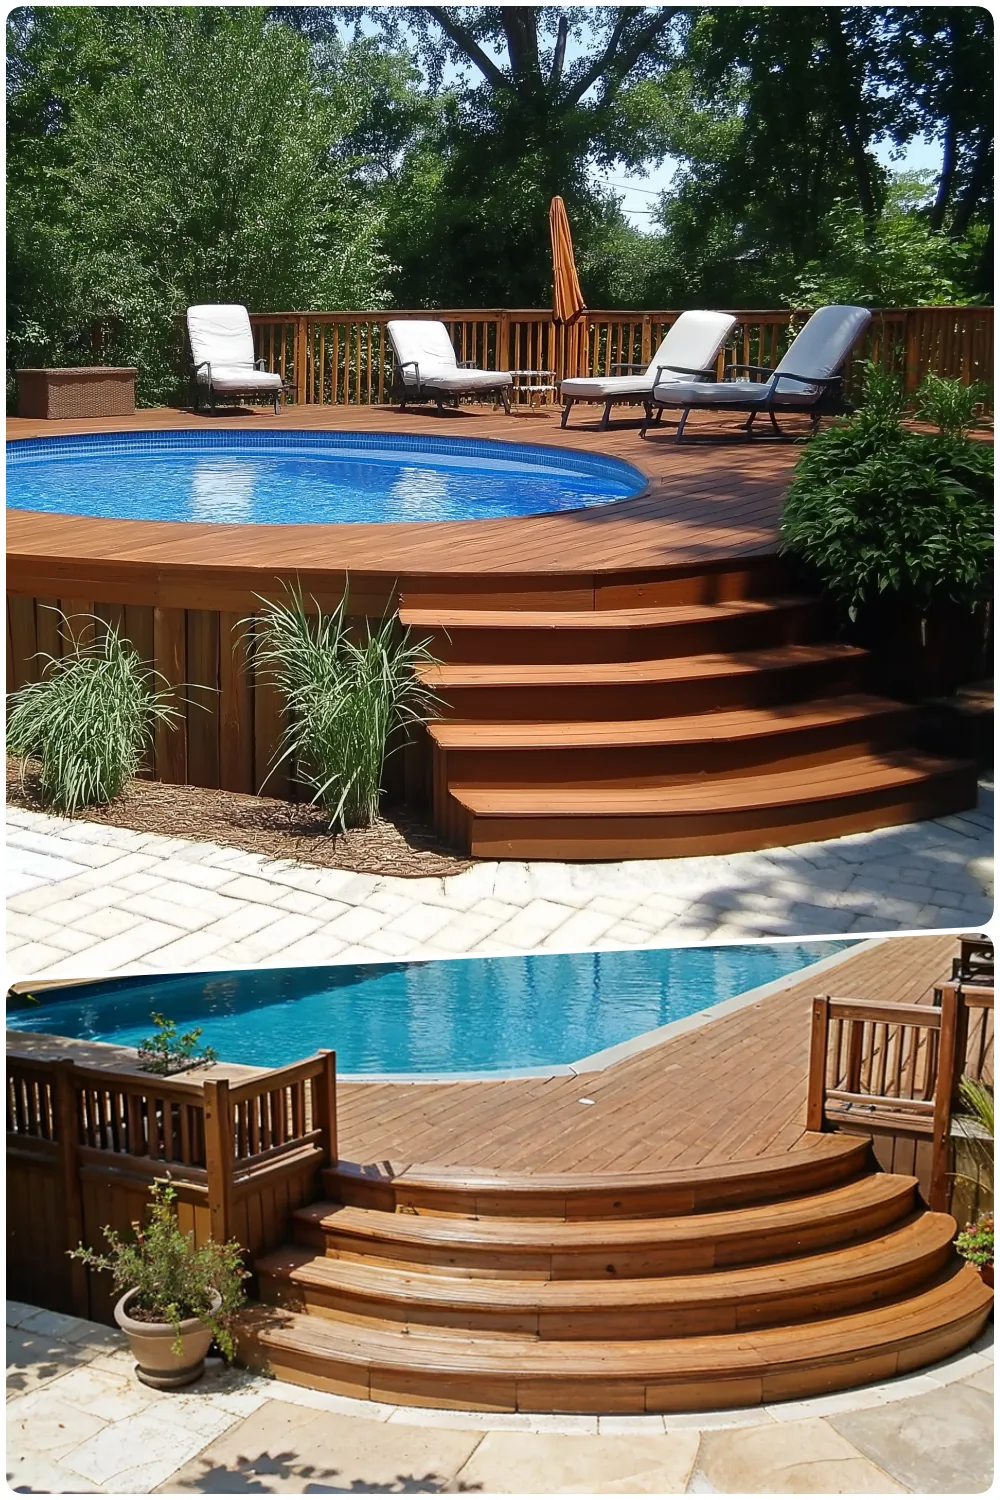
[498,311,510,376]
[294,316,309,406]
[806,996,830,1132]
[928,983,961,1212]
[314,1051,338,1167]
[203,1078,234,1243]
[55,1060,89,1318]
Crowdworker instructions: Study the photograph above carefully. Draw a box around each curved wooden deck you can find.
[6,406,978,856]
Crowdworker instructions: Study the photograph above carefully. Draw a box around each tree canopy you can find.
[6,4,993,404]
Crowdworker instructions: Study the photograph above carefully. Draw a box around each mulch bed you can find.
[6,758,474,879]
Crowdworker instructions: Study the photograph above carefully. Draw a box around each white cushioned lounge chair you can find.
[559,310,737,430]
[642,304,872,442]
[187,304,284,414]
[387,320,513,413]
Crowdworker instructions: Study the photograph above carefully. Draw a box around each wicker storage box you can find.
[17,367,138,420]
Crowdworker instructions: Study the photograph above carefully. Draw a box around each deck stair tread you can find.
[242,1265,990,1379]
[324,1136,870,1215]
[419,641,865,688]
[429,695,910,751]
[449,753,971,817]
[292,1172,917,1255]
[401,596,815,631]
[258,1212,955,1312]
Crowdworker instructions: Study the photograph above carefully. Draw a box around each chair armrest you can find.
[193,360,210,375]
[397,358,421,390]
[725,363,774,382]
[657,363,719,380]
[457,360,479,369]
[254,357,267,371]
[770,370,842,389]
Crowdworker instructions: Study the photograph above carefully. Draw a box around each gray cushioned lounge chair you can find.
[187,304,284,414]
[387,320,513,413]
[559,310,737,430]
[642,305,873,442]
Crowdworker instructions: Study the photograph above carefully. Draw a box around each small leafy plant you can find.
[6,613,182,812]
[781,367,993,623]
[249,583,440,830]
[69,1181,247,1356]
[913,372,992,439]
[137,1013,217,1076]
[955,1212,994,1270]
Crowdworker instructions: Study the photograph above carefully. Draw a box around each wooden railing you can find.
[248,306,994,409]
[6,1046,337,1320]
[807,981,994,1211]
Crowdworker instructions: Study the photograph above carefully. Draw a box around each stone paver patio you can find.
[6,1301,993,1494]
[6,783,993,979]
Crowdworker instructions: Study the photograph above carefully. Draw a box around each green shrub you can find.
[69,1181,247,1358]
[250,586,440,830]
[137,1013,218,1077]
[6,615,182,812]
[780,369,993,622]
[913,372,992,439]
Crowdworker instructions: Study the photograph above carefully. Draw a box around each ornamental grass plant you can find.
[250,585,440,830]
[6,614,182,813]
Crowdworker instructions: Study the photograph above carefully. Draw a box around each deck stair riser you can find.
[430,702,918,790]
[321,1139,870,1219]
[404,598,827,665]
[240,1145,993,1413]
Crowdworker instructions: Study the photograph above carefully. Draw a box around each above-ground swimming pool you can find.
[9,943,852,1076]
[6,430,645,525]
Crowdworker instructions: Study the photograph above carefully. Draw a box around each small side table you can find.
[509,369,557,409]
[17,367,138,420]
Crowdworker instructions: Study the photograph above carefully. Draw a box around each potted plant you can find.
[955,1213,994,1288]
[69,1181,248,1389]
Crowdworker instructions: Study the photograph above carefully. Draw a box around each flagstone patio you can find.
[5,1300,993,1494]
[6,780,993,980]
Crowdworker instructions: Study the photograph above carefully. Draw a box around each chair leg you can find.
[501,387,511,415]
[599,400,613,431]
[675,408,690,442]
[744,411,756,433]
[560,399,573,429]
[768,410,782,434]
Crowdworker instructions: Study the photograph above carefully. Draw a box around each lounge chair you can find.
[187,304,284,414]
[559,310,737,430]
[642,304,872,442]
[387,320,513,413]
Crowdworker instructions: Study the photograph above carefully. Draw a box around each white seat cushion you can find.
[560,310,736,403]
[418,369,513,393]
[187,304,257,369]
[194,363,282,393]
[651,378,822,407]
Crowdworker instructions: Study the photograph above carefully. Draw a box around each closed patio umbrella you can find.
[549,196,588,380]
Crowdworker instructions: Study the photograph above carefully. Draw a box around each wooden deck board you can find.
[335,936,961,1174]
[7,405,797,589]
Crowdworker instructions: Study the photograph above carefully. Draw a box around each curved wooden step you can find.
[323,1136,872,1219]
[449,752,977,860]
[292,1173,918,1278]
[238,1262,992,1412]
[402,596,823,663]
[429,695,915,786]
[420,642,867,719]
[257,1212,957,1339]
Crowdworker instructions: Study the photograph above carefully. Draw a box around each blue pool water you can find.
[6,430,644,525]
[7,944,850,1076]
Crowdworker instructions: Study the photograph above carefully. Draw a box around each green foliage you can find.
[69,1182,248,1358]
[249,586,440,831]
[6,614,182,813]
[792,180,983,310]
[914,372,992,438]
[137,1014,218,1077]
[954,1212,994,1270]
[959,1078,995,1138]
[7,7,394,404]
[781,369,993,621]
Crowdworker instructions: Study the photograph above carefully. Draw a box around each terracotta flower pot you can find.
[980,1261,994,1289]
[114,1287,222,1389]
